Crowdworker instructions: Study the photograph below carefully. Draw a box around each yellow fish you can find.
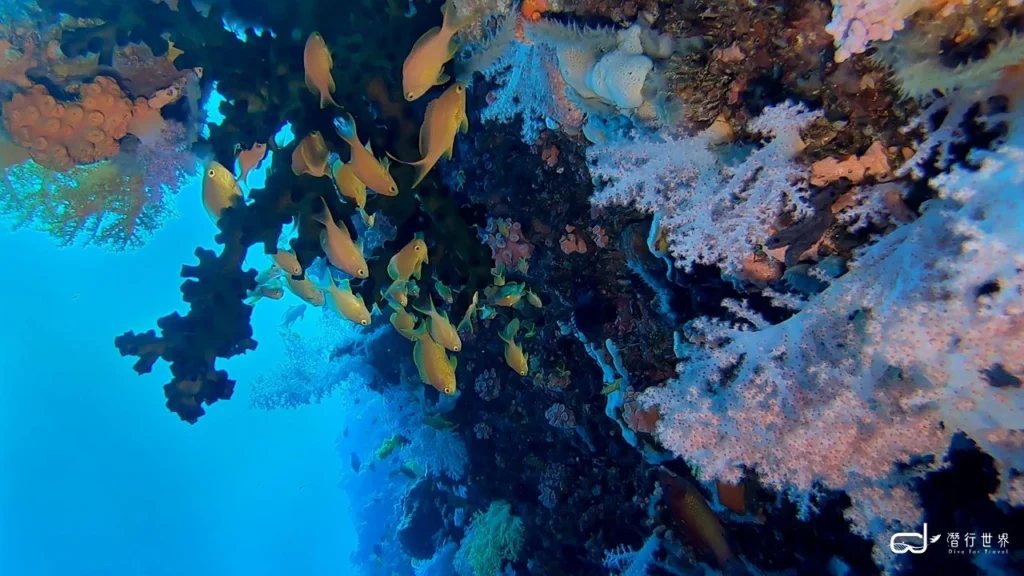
[325,272,371,326]
[303,32,338,109]
[254,264,283,286]
[434,279,454,304]
[246,283,285,305]
[388,82,468,188]
[285,274,325,307]
[484,282,525,308]
[333,112,399,196]
[201,160,242,222]
[235,142,267,185]
[384,280,409,308]
[456,290,478,334]
[525,290,543,308]
[401,0,476,102]
[387,233,429,282]
[292,131,330,178]
[498,318,529,376]
[412,295,461,352]
[270,247,302,276]
[312,198,369,279]
[331,156,374,226]
[409,324,457,395]
[388,300,417,339]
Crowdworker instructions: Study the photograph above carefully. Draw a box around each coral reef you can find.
[1,0,1014,573]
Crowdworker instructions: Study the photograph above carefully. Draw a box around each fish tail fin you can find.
[312,196,331,225]
[411,294,436,316]
[384,150,413,165]
[320,91,339,110]
[442,0,483,34]
[333,112,358,145]
[499,318,519,343]
[440,0,457,30]
[385,150,431,186]
[410,160,431,189]
[408,321,428,341]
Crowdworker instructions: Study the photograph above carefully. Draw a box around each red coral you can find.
[622,386,658,434]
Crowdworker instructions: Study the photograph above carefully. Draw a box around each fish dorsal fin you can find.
[291,145,308,176]
[364,139,373,154]
[500,318,520,343]
[418,121,430,158]
[412,26,441,53]
[336,220,352,240]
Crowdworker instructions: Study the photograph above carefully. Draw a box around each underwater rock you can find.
[397,478,446,560]
[114,245,257,423]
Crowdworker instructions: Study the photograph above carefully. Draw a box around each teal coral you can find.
[453,501,524,576]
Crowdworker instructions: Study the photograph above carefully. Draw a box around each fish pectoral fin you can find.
[304,73,317,96]
[449,355,457,370]
[434,72,450,87]
[447,39,460,60]
[459,115,469,134]
[443,142,454,160]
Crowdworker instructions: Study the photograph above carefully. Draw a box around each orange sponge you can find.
[3,76,133,170]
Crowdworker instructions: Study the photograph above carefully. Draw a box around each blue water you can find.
[0,177,357,575]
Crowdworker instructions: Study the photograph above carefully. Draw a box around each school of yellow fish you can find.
[200,0,543,396]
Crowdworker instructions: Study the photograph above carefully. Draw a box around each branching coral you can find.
[588,101,821,275]
[641,127,1024,569]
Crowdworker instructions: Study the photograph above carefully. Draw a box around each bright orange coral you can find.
[3,76,133,170]
[520,0,550,21]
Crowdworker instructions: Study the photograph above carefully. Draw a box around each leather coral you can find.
[2,76,132,170]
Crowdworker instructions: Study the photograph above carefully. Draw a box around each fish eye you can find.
[311,131,320,136]
[361,319,369,326]
[455,85,463,93]
[207,169,216,177]
[414,245,421,251]
[520,370,527,376]
[454,346,460,352]
[406,92,414,100]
